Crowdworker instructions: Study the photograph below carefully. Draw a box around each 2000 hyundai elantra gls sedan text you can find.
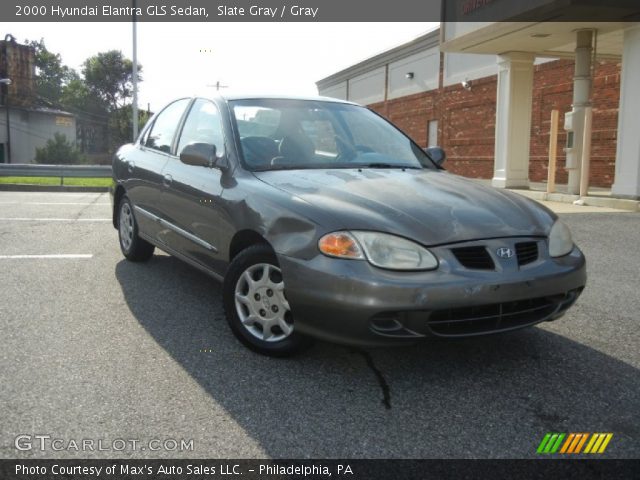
[111,95,586,356]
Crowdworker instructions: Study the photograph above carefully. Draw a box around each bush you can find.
[35,133,86,164]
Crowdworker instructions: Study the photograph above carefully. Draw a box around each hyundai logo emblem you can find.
[496,247,514,259]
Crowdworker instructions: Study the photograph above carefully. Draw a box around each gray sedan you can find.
[111,95,586,356]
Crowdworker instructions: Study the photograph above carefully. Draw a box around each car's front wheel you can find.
[223,244,312,356]
[118,196,155,262]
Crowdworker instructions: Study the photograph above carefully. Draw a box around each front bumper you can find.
[278,238,586,347]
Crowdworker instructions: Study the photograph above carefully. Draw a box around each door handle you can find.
[127,161,135,173]
[163,174,173,187]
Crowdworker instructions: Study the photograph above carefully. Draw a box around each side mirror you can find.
[180,143,216,168]
[425,146,446,167]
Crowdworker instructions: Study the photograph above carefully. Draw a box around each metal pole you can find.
[2,41,10,163]
[579,107,593,198]
[567,30,594,195]
[3,91,9,163]
[547,109,559,193]
[132,0,139,141]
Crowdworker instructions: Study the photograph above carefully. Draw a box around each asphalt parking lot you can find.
[0,191,638,459]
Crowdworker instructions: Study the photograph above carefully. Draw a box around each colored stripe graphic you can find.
[585,433,614,454]
[550,433,565,453]
[537,433,565,454]
[584,434,598,453]
[560,433,575,453]
[537,433,552,454]
[574,433,589,453]
[539,433,613,454]
[568,433,582,453]
[544,434,558,453]
[598,434,613,453]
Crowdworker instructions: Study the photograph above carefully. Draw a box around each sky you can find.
[1,22,438,111]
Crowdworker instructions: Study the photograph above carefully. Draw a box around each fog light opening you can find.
[370,315,404,333]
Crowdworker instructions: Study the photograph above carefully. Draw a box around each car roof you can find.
[212,92,359,106]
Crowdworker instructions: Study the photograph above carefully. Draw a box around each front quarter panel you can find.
[217,173,327,263]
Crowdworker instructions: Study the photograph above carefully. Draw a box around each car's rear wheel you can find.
[223,244,312,356]
[118,196,155,262]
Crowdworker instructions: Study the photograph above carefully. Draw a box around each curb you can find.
[510,189,640,212]
[0,184,109,193]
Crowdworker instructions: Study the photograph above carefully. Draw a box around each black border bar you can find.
[1,459,640,480]
[4,0,640,22]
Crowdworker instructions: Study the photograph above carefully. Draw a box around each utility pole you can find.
[1,78,9,164]
[1,35,12,163]
[206,81,228,91]
[132,0,139,141]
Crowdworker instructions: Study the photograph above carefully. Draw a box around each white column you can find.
[492,52,535,189]
[612,25,640,200]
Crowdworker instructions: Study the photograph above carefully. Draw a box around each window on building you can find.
[427,120,438,147]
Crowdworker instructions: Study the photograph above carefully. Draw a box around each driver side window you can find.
[145,98,190,154]
[177,99,225,158]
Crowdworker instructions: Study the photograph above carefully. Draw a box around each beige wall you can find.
[388,48,440,99]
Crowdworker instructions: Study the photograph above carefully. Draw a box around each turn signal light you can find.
[318,233,364,259]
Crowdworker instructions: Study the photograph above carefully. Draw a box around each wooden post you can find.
[579,106,593,198]
[547,109,559,193]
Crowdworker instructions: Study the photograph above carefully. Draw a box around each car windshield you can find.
[229,99,435,171]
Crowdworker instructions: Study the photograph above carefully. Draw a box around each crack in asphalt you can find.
[74,192,106,220]
[352,348,391,410]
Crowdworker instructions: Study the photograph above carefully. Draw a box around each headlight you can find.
[548,220,573,257]
[319,231,438,271]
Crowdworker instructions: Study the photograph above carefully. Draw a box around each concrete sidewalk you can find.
[473,179,640,213]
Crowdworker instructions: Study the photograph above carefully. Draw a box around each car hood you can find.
[253,169,554,246]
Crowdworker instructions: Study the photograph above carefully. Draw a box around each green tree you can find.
[82,50,142,112]
[25,38,72,105]
[110,104,151,149]
[35,133,85,164]
[81,50,143,150]
[60,76,108,117]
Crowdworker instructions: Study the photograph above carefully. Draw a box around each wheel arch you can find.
[112,184,126,229]
[228,229,273,261]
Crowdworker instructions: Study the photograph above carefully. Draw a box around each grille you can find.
[427,296,559,337]
[451,246,494,270]
[516,241,539,266]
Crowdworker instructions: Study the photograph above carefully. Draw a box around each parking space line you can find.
[0,254,93,259]
[0,202,111,205]
[0,218,111,222]
[0,193,106,197]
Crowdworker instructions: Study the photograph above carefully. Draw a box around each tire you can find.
[117,196,155,262]
[223,244,313,357]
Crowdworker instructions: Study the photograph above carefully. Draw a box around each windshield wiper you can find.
[357,163,421,169]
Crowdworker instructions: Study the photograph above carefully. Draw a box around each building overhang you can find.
[440,1,640,59]
[441,21,634,59]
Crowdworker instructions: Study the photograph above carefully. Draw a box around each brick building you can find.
[0,34,76,163]
[317,20,640,199]
[368,55,620,188]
